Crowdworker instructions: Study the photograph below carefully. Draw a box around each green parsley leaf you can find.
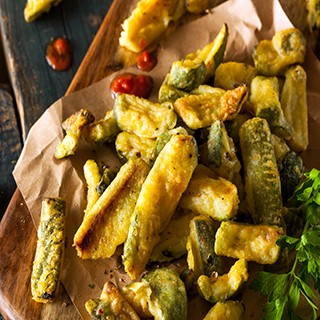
[276,235,299,252]
[251,272,289,300]
[263,297,287,320]
[287,281,300,310]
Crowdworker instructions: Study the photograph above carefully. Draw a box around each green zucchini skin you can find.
[187,215,222,278]
[31,197,66,303]
[239,117,285,227]
[158,75,189,103]
[250,76,292,139]
[143,267,188,320]
[281,64,308,153]
[96,165,115,196]
[207,120,223,168]
[185,23,228,81]
[168,58,207,92]
[83,110,120,145]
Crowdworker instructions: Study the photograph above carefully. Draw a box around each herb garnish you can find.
[251,168,320,319]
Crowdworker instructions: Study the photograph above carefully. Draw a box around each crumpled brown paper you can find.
[13,0,320,318]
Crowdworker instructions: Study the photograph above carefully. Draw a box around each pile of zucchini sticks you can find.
[31,22,320,320]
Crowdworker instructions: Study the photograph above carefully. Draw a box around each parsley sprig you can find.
[251,168,320,320]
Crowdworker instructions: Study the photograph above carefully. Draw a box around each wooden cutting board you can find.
[0,0,312,319]
[0,0,139,319]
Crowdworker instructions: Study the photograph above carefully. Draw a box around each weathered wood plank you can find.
[0,88,21,219]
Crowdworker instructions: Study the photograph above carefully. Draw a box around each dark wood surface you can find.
[0,87,22,220]
[0,0,139,319]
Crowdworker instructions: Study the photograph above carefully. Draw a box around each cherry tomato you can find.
[110,73,154,99]
[136,50,157,72]
[46,37,72,71]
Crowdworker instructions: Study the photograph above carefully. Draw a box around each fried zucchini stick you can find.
[31,197,66,303]
[83,159,101,216]
[123,133,198,279]
[74,159,150,259]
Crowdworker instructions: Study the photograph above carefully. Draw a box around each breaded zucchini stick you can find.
[214,221,284,264]
[31,197,66,303]
[239,117,285,227]
[119,0,186,52]
[83,159,101,216]
[123,133,198,279]
[250,76,292,140]
[74,158,150,259]
[281,65,308,153]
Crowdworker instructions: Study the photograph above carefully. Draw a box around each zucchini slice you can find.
[144,267,188,320]
[55,108,95,159]
[197,258,248,303]
[123,133,198,279]
[179,165,239,221]
[114,93,177,138]
[281,65,308,153]
[173,84,247,130]
[239,117,285,227]
[214,221,284,264]
[31,197,66,303]
[74,158,150,259]
[186,215,222,278]
[85,281,140,320]
[253,28,306,76]
[115,131,156,166]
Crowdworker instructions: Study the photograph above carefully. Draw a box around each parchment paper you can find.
[13,0,320,318]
